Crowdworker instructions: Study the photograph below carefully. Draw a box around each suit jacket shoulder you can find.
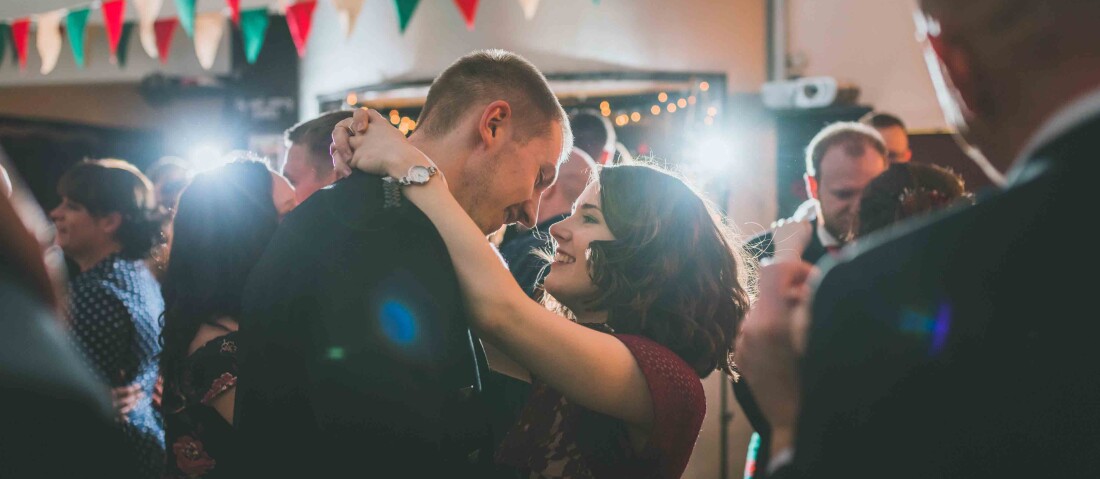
[236,172,489,475]
[796,115,1100,478]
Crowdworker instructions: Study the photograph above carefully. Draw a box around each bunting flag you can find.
[101,0,126,57]
[114,22,135,67]
[66,7,91,68]
[0,0,592,72]
[133,0,164,59]
[453,0,479,30]
[0,23,9,67]
[36,10,65,74]
[393,0,420,33]
[285,1,317,58]
[240,8,269,64]
[11,18,30,71]
[517,0,540,20]
[226,0,241,27]
[193,12,224,70]
[154,18,178,65]
[332,0,364,38]
[175,0,197,37]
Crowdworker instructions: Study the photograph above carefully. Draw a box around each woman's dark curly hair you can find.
[856,162,972,238]
[57,159,164,259]
[159,160,278,412]
[553,163,753,378]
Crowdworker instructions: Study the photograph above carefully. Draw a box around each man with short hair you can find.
[283,110,353,203]
[737,1,1100,477]
[570,109,616,165]
[748,122,889,265]
[236,49,570,477]
[861,111,912,163]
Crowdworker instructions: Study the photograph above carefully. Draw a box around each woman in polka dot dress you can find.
[50,159,167,478]
[159,160,297,478]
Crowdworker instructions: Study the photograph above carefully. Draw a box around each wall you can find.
[300,0,767,118]
[787,0,946,131]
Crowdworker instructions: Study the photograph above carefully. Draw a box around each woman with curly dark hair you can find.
[49,159,167,478]
[335,110,752,478]
[159,159,296,478]
[856,162,972,238]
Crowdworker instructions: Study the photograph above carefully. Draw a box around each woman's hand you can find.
[330,109,433,180]
[771,217,814,264]
[110,381,145,420]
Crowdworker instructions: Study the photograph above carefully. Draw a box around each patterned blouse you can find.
[495,334,706,478]
[163,331,240,478]
[68,253,165,478]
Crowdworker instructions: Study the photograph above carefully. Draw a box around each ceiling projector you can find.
[761,77,860,109]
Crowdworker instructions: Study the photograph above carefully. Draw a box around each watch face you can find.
[410,166,430,183]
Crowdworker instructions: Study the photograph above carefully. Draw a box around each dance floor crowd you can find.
[2,1,1099,477]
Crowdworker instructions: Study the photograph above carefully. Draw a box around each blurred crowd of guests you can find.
[1,1,1097,477]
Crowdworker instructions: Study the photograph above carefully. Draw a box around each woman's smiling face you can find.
[544,181,616,309]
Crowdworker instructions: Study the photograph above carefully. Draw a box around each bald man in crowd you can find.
[570,109,616,165]
[282,110,354,203]
[737,1,1100,477]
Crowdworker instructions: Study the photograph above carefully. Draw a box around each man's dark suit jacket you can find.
[235,172,490,476]
[780,114,1100,478]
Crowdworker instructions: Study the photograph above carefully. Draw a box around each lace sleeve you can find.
[615,334,706,476]
[184,331,241,406]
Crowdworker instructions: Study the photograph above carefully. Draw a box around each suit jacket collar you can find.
[1010,86,1100,185]
[1008,110,1100,190]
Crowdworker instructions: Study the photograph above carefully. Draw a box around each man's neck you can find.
[998,71,1100,170]
[1012,80,1100,168]
[408,133,467,193]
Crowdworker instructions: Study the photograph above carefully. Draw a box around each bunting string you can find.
[0,0,603,74]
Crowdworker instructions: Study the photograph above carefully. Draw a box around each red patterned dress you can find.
[163,331,240,478]
[496,334,706,478]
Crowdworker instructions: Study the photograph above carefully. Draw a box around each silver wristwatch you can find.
[385,165,438,186]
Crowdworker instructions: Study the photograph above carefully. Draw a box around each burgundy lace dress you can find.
[163,332,240,478]
[496,334,706,478]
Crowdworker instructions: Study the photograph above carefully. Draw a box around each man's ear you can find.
[479,100,512,147]
[804,173,819,200]
[98,212,123,236]
[928,34,981,117]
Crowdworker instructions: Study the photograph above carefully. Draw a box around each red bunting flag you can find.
[11,18,30,71]
[102,0,127,57]
[285,1,317,58]
[226,0,241,27]
[154,18,179,65]
[453,0,479,30]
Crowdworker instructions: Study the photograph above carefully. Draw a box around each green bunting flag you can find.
[115,22,135,67]
[393,0,421,33]
[175,0,197,36]
[240,8,269,64]
[0,23,9,68]
[66,7,91,68]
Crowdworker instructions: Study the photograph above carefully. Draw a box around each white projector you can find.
[761,77,860,109]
